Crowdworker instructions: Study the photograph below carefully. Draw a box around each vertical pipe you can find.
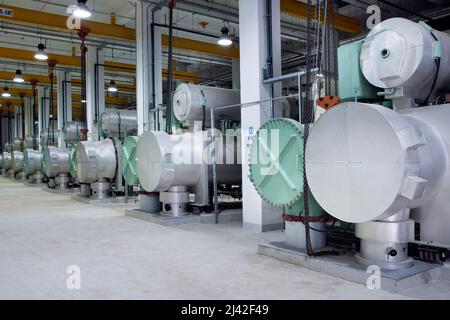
[211,108,219,224]
[266,0,275,119]
[166,0,175,134]
[150,11,157,131]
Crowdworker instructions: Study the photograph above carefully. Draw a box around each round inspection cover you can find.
[121,136,140,186]
[249,118,305,207]
[305,102,408,223]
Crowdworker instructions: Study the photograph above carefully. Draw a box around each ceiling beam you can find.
[0,4,238,59]
[161,35,240,59]
[0,48,199,82]
[0,4,134,41]
[280,0,362,33]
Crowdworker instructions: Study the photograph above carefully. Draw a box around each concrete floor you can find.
[0,178,448,300]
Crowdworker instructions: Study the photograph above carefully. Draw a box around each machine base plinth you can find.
[354,253,414,271]
[259,241,444,294]
[71,194,135,205]
[42,187,74,194]
[125,208,242,226]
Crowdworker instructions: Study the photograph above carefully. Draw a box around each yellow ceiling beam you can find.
[0,48,199,82]
[0,4,238,59]
[280,0,362,33]
[0,4,134,41]
[161,34,240,59]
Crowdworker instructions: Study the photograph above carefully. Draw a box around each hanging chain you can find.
[331,1,338,95]
[326,0,332,96]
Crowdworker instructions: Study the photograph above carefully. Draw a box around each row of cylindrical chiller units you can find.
[0,84,245,216]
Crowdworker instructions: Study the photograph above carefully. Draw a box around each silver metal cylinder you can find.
[360,18,450,102]
[23,149,42,175]
[160,186,189,217]
[137,131,241,192]
[62,122,85,144]
[92,179,111,199]
[42,146,70,178]
[40,128,60,147]
[2,152,11,170]
[11,151,23,174]
[172,83,241,126]
[56,173,70,191]
[99,109,137,138]
[139,193,161,213]
[75,139,117,184]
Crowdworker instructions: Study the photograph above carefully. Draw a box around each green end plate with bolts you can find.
[121,136,139,186]
[249,118,324,217]
[69,145,77,178]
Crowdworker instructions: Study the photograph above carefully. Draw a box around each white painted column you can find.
[14,104,23,139]
[240,0,283,232]
[56,71,72,147]
[136,0,163,134]
[86,46,105,141]
[232,58,241,90]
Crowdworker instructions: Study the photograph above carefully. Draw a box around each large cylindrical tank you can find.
[40,128,60,147]
[42,146,70,178]
[4,143,12,152]
[23,149,42,175]
[99,110,137,138]
[12,139,24,151]
[360,18,450,102]
[121,136,139,186]
[172,83,241,125]
[306,102,447,224]
[11,151,24,173]
[24,134,37,149]
[76,139,117,184]
[2,152,12,170]
[136,131,241,192]
[62,122,85,144]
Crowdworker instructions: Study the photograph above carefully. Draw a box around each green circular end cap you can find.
[41,148,47,174]
[249,118,306,208]
[121,136,140,186]
[69,145,77,178]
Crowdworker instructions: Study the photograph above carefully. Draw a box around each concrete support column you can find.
[136,1,163,134]
[86,46,105,141]
[56,71,72,147]
[232,59,241,90]
[239,0,283,232]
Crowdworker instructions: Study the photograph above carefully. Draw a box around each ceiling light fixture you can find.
[107,80,118,93]
[217,26,233,47]
[13,70,25,83]
[34,43,48,61]
[73,0,92,18]
[2,87,11,98]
